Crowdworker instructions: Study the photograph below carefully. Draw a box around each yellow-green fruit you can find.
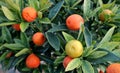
[99,9,113,22]
[65,40,83,58]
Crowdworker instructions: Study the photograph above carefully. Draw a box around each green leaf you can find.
[2,6,15,20]
[28,0,39,10]
[46,32,60,51]
[88,51,108,59]
[39,0,52,11]
[15,48,30,57]
[102,1,115,9]
[20,32,29,47]
[22,67,31,71]
[38,55,53,64]
[0,22,17,26]
[113,49,120,58]
[82,46,94,57]
[83,0,91,18]
[2,26,12,43]
[62,32,75,42]
[39,18,51,24]
[47,25,68,32]
[82,60,94,73]
[72,0,82,8]
[76,67,83,73]
[3,43,25,50]
[98,27,115,47]
[54,56,65,65]
[91,50,120,64]
[48,0,64,20]
[0,51,9,61]
[112,33,120,42]
[10,56,25,68]
[98,0,103,7]
[65,58,82,72]
[20,22,29,32]
[89,7,101,18]
[33,69,40,73]
[97,42,120,51]
[83,27,92,48]
[5,0,20,11]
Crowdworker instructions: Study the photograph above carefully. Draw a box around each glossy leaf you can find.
[54,56,65,65]
[2,26,12,43]
[46,32,60,51]
[0,22,17,26]
[47,25,68,32]
[65,58,82,71]
[97,42,120,51]
[91,50,120,64]
[20,22,29,32]
[88,51,108,59]
[3,43,25,50]
[5,0,20,11]
[62,32,75,42]
[2,6,15,20]
[39,18,51,24]
[83,0,91,18]
[98,27,115,47]
[112,32,120,42]
[0,51,9,61]
[20,32,29,47]
[28,0,39,10]
[39,0,52,11]
[83,27,92,48]
[15,48,30,57]
[82,60,94,73]
[113,49,120,58]
[48,0,64,20]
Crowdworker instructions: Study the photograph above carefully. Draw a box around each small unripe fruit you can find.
[63,56,73,68]
[65,40,83,58]
[66,14,84,31]
[106,63,120,73]
[22,7,37,22]
[12,24,20,31]
[99,9,112,22]
[26,53,40,68]
[6,52,13,58]
[32,32,46,46]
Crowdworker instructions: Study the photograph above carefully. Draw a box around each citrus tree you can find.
[0,0,120,73]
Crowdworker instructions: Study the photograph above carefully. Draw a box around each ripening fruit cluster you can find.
[63,14,84,68]
[12,7,38,31]
[11,7,45,69]
[63,40,83,68]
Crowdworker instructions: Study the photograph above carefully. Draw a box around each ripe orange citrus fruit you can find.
[6,52,13,58]
[26,53,40,68]
[32,32,46,46]
[99,9,112,22]
[66,14,84,31]
[65,40,83,58]
[106,63,120,73]
[22,7,37,22]
[12,24,20,31]
[63,56,73,68]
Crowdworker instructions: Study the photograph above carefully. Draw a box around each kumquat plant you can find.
[0,0,120,73]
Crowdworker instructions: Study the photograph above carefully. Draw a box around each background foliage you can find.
[0,0,120,73]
